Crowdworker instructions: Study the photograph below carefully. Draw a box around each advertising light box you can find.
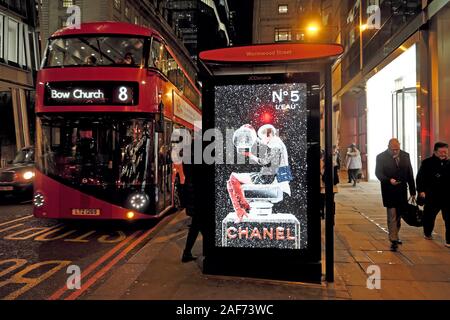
[201,73,321,282]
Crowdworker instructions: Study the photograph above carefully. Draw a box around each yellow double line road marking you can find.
[0,215,33,228]
[48,212,178,300]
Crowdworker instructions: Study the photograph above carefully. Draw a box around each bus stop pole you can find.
[324,62,334,283]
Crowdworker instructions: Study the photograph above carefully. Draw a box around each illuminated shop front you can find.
[366,44,418,179]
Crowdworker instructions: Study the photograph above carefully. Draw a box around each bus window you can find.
[167,54,178,85]
[44,36,145,67]
[160,46,169,76]
[176,66,185,91]
[150,38,163,69]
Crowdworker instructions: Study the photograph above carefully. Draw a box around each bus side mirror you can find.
[155,102,164,133]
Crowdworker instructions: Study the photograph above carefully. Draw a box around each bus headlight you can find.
[127,192,149,211]
[23,171,35,180]
[33,192,45,208]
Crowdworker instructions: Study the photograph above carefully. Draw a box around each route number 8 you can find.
[118,87,128,101]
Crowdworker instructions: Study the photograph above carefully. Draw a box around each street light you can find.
[359,24,368,32]
[306,23,320,36]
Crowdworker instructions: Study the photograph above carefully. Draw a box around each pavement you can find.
[86,181,450,300]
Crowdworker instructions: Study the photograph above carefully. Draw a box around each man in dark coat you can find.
[416,142,449,247]
[181,139,202,262]
[375,138,416,251]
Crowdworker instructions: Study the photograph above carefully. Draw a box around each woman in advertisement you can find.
[227,124,292,221]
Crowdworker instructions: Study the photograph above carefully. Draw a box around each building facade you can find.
[166,0,232,60]
[333,0,450,180]
[251,0,341,168]
[252,0,339,44]
[0,0,40,167]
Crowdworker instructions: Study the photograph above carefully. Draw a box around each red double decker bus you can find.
[33,22,201,220]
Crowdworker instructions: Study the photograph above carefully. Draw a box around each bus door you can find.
[154,119,173,212]
[164,120,173,206]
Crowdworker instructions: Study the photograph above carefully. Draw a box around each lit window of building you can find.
[296,33,305,41]
[114,0,121,10]
[278,4,288,14]
[275,28,291,42]
[125,6,129,18]
[134,16,139,24]
[62,0,74,7]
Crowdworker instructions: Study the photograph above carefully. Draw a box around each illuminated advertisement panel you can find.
[202,73,321,281]
[215,83,308,250]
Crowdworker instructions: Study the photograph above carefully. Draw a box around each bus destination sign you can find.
[44,81,139,106]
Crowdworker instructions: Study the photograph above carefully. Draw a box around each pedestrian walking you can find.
[416,142,450,247]
[320,149,339,220]
[333,145,341,185]
[345,145,352,183]
[375,138,416,251]
[346,143,362,187]
[181,142,202,263]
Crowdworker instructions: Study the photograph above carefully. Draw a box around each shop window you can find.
[19,24,26,67]
[8,19,19,63]
[1,17,33,69]
[0,91,17,166]
[0,14,3,60]
[274,28,291,42]
[278,4,288,14]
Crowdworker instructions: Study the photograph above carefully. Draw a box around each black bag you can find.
[400,197,424,227]
[357,170,363,180]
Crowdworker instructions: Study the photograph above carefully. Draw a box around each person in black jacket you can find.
[181,140,201,262]
[416,142,449,247]
[375,138,416,251]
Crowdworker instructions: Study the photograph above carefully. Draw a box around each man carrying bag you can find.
[416,142,450,247]
[376,138,416,252]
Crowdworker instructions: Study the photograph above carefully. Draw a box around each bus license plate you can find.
[0,186,13,191]
[71,209,101,216]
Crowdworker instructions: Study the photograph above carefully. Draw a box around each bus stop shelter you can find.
[198,43,343,282]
